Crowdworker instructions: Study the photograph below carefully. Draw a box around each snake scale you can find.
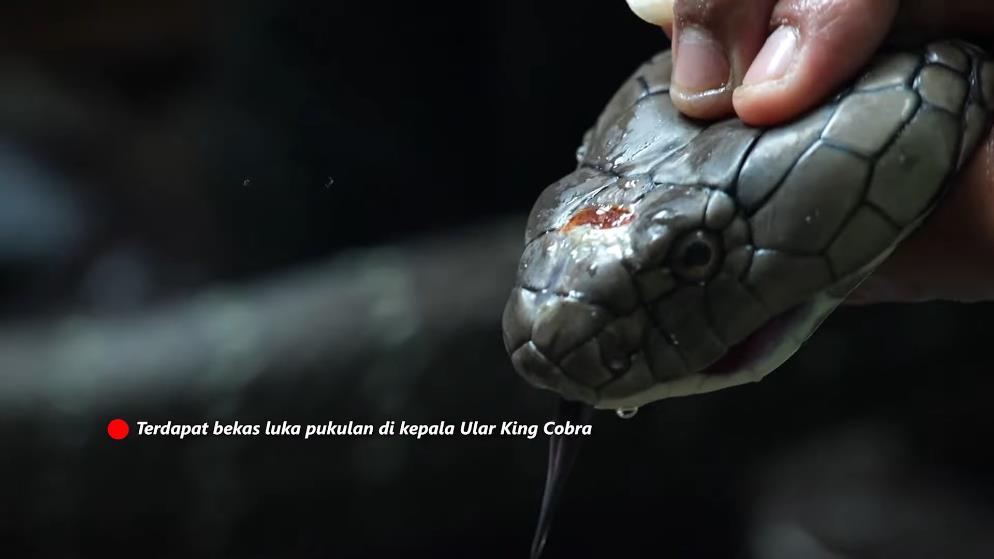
[503,40,994,411]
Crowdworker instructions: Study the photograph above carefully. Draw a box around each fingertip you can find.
[732,75,797,126]
[731,22,814,126]
[668,0,777,121]
[670,25,735,119]
[671,87,735,120]
[741,25,799,87]
[626,0,674,28]
[732,0,898,126]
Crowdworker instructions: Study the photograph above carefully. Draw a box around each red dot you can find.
[107,419,129,440]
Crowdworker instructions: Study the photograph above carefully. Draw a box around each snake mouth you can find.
[656,293,843,403]
[606,295,842,408]
[504,283,843,408]
[702,303,812,377]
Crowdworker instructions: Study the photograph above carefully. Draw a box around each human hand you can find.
[625,0,994,302]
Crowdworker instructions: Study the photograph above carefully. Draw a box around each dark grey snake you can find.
[503,40,994,411]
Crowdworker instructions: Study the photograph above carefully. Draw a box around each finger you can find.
[847,129,994,304]
[626,0,674,36]
[732,0,899,126]
[669,0,777,120]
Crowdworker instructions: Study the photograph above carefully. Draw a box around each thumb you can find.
[733,0,899,126]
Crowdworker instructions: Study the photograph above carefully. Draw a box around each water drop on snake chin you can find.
[530,399,594,559]
[616,407,638,419]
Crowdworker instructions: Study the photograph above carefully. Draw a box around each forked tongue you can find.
[529,398,594,559]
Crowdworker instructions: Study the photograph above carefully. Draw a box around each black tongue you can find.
[529,398,595,559]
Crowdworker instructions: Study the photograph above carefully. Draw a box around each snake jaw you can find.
[503,285,840,409]
[591,293,845,410]
[662,293,844,400]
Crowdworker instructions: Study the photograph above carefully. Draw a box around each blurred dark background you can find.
[1,2,994,558]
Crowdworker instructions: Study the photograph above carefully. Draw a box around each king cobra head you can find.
[503,42,994,410]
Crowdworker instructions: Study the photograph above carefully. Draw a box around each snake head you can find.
[503,41,994,410]
[503,169,847,410]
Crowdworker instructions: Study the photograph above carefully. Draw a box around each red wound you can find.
[561,205,633,233]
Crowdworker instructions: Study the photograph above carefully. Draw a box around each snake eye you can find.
[670,230,722,282]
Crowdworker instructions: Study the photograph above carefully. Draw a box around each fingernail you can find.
[674,26,729,92]
[743,26,799,87]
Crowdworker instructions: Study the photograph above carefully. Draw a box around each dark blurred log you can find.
[0,216,572,559]
[0,216,524,413]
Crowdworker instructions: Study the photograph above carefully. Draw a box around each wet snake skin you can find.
[503,41,994,410]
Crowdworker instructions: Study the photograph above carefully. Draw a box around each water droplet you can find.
[616,407,639,419]
[804,214,813,223]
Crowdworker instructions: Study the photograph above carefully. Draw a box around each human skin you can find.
[626,0,994,302]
